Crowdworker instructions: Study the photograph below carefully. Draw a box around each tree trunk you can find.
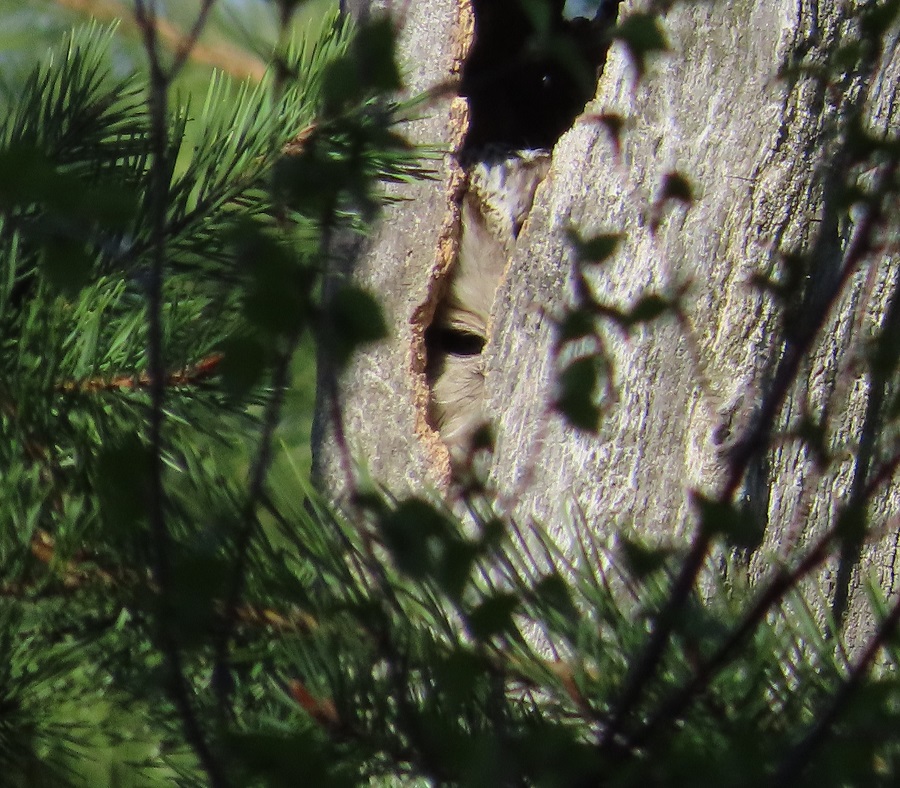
[313,0,900,647]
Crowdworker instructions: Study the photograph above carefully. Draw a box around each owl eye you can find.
[426,326,485,357]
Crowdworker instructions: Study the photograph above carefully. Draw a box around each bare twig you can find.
[773,587,900,785]
[133,1,227,783]
[600,154,898,752]
[56,0,266,81]
[213,323,301,716]
[58,353,223,393]
[211,1,310,717]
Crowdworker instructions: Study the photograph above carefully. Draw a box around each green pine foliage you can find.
[1,2,900,787]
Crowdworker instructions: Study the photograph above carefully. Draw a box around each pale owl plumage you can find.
[427,151,550,464]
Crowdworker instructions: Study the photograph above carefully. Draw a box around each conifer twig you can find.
[630,450,900,752]
[773,587,900,785]
[58,353,223,393]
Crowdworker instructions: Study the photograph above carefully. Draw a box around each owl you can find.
[426,151,550,464]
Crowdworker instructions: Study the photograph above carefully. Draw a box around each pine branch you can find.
[773,587,900,785]
[57,351,222,393]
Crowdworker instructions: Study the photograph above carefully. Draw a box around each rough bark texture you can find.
[313,0,900,646]
[313,0,467,491]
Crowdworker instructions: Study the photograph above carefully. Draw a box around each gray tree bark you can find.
[313,0,900,646]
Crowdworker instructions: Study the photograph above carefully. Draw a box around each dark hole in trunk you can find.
[459,0,621,155]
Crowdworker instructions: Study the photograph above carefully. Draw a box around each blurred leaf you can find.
[567,229,622,264]
[556,355,602,432]
[619,536,673,580]
[650,171,693,231]
[659,171,693,204]
[321,18,401,114]
[329,284,387,366]
[218,333,271,401]
[533,573,579,621]
[378,498,450,580]
[613,13,669,78]
[694,494,762,552]
[228,730,354,788]
[168,548,229,647]
[432,648,487,707]
[623,292,674,325]
[321,56,361,114]
[438,538,479,602]
[237,228,312,336]
[352,17,402,94]
[581,112,625,158]
[96,436,152,529]
[467,592,519,641]
[836,502,867,545]
[556,307,596,343]
[40,234,92,294]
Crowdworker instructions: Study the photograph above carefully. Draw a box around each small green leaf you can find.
[437,539,478,602]
[567,229,622,264]
[321,57,362,114]
[433,649,486,707]
[659,171,693,204]
[353,17,402,93]
[625,293,671,325]
[650,171,694,231]
[96,437,152,529]
[694,493,762,551]
[467,593,519,641]
[0,144,56,207]
[556,355,602,432]
[582,112,625,157]
[556,308,596,343]
[273,141,352,217]
[860,0,900,39]
[329,284,387,366]
[40,235,92,294]
[218,334,270,401]
[533,573,578,621]
[836,503,867,545]
[613,13,669,78]
[168,549,229,648]
[619,536,673,579]
[236,228,311,336]
[379,499,449,580]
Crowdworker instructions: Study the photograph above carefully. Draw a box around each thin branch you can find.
[628,463,886,750]
[600,155,898,752]
[211,1,310,717]
[56,0,266,81]
[213,324,301,716]
[133,1,227,784]
[168,0,216,77]
[58,353,223,393]
[772,587,900,786]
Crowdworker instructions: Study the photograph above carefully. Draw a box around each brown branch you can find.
[288,679,341,730]
[58,352,223,394]
[54,0,267,82]
[7,529,320,639]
